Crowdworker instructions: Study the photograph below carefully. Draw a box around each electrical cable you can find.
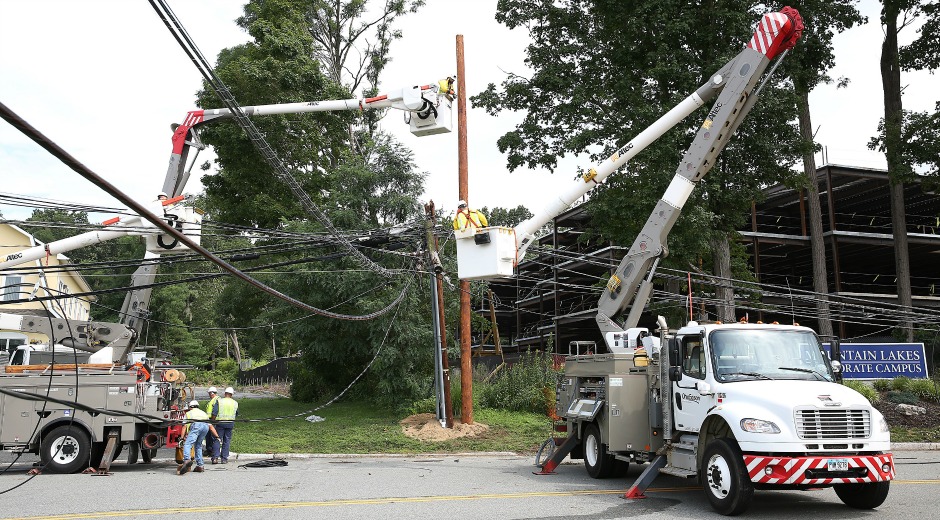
[148,0,397,279]
[237,459,288,469]
[0,101,409,322]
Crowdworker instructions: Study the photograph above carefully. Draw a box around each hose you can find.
[237,459,288,469]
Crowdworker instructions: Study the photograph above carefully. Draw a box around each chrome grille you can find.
[794,408,871,439]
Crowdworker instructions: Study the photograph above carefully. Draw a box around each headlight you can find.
[879,417,889,433]
[740,418,781,434]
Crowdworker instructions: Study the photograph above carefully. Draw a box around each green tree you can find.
[474,0,802,324]
[783,0,865,336]
[870,0,940,340]
[481,205,533,227]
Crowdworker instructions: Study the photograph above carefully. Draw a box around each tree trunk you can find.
[711,236,735,323]
[228,331,243,367]
[796,91,834,337]
[881,4,914,341]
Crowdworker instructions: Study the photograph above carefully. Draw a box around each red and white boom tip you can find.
[748,6,804,59]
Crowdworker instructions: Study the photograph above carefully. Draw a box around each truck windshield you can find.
[709,329,833,382]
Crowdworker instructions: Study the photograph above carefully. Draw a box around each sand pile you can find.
[400,413,489,441]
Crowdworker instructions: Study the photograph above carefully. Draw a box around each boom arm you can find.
[0,312,136,364]
[596,8,803,337]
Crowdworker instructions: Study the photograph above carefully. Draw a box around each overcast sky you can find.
[1,0,937,225]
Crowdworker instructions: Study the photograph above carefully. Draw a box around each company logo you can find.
[681,393,701,403]
[817,395,841,406]
[5,252,23,262]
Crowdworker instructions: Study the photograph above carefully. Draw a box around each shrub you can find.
[872,379,891,392]
[908,378,940,401]
[885,390,918,405]
[891,376,911,392]
[843,380,879,404]
[479,351,561,414]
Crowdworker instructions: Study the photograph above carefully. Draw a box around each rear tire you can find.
[701,437,754,516]
[40,425,91,474]
[582,423,615,479]
[834,481,890,509]
[127,441,139,465]
[141,446,157,464]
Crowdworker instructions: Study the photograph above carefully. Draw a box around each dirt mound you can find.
[400,413,489,442]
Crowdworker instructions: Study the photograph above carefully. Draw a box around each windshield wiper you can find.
[724,372,774,380]
[778,366,828,381]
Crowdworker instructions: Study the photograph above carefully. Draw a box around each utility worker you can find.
[452,200,488,232]
[204,387,220,461]
[157,192,168,201]
[178,400,219,475]
[211,387,239,464]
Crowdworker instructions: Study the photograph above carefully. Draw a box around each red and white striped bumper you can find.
[743,453,894,485]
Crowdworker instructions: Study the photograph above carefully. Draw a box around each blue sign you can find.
[822,343,929,380]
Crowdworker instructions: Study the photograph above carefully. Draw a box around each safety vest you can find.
[216,397,238,422]
[205,395,219,417]
[453,209,488,231]
[185,408,209,422]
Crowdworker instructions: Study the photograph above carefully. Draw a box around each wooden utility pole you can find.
[456,34,473,424]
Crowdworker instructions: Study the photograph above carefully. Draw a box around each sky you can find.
[1,0,937,225]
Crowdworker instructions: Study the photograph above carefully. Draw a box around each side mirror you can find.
[668,338,680,366]
[669,366,683,381]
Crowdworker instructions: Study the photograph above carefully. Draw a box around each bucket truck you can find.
[453,7,893,515]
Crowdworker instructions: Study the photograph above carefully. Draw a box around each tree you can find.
[870,0,940,341]
[474,0,802,324]
[481,205,533,227]
[784,0,866,338]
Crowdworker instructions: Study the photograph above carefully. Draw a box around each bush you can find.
[908,378,940,401]
[872,379,891,392]
[479,351,561,414]
[891,376,911,392]
[187,358,238,386]
[843,380,879,404]
[885,390,918,405]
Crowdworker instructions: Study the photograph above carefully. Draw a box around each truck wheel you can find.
[127,441,139,465]
[141,447,157,464]
[701,437,754,516]
[40,425,91,474]
[834,481,890,509]
[583,423,615,479]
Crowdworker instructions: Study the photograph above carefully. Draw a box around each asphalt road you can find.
[1,449,938,520]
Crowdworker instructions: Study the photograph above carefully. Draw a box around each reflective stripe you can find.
[217,397,238,421]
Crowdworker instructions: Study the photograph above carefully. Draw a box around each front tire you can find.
[582,423,615,479]
[834,481,890,509]
[701,437,754,516]
[41,425,91,474]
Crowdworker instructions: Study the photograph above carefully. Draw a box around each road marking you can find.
[12,481,940,519]
[8,487,700,519]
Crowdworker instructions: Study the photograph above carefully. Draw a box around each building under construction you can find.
[478,164,940,356]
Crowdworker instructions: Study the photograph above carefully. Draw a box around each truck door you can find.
[673,335,714,432]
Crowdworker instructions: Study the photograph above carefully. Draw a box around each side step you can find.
[659,465,697,478]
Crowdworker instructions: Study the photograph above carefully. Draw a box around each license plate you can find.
[827,458,849,472]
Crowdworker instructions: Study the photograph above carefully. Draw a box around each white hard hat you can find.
[188,400,199,408]
[208,386,218,394]
[457,199,467,208]
[224,387,235,395]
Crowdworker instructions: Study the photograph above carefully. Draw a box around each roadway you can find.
[1,449,938,519]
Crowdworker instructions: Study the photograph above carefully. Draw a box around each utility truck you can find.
[0,79,454,473]
[453,7,894,515]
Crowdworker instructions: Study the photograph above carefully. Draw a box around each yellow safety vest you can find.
[216,397,238,422]
[205,395,219,418]
[453,209,488,231]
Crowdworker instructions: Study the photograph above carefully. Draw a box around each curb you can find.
[891,442,940,451]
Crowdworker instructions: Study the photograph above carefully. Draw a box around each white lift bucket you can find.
[144,206,204,254]
[454,226,517,280]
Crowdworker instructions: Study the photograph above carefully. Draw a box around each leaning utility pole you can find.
[424,201,453,428]
[456,34,473,424]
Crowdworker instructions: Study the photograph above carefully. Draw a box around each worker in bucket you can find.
[178,400,219,475]
[452,200,488,232]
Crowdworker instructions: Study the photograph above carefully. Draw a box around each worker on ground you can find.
[178,400,219,475]
[211,387,239,464]
[452,200,488,232]
[204,387,220,459]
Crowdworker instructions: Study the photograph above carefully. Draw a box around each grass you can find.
[231,398,553,455]
[890,427,940,443]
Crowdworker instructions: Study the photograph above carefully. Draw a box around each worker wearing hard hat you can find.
[452,200,488,232]
[210,387,239,464]
[204,387,221,462]
[178,400,219,475]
